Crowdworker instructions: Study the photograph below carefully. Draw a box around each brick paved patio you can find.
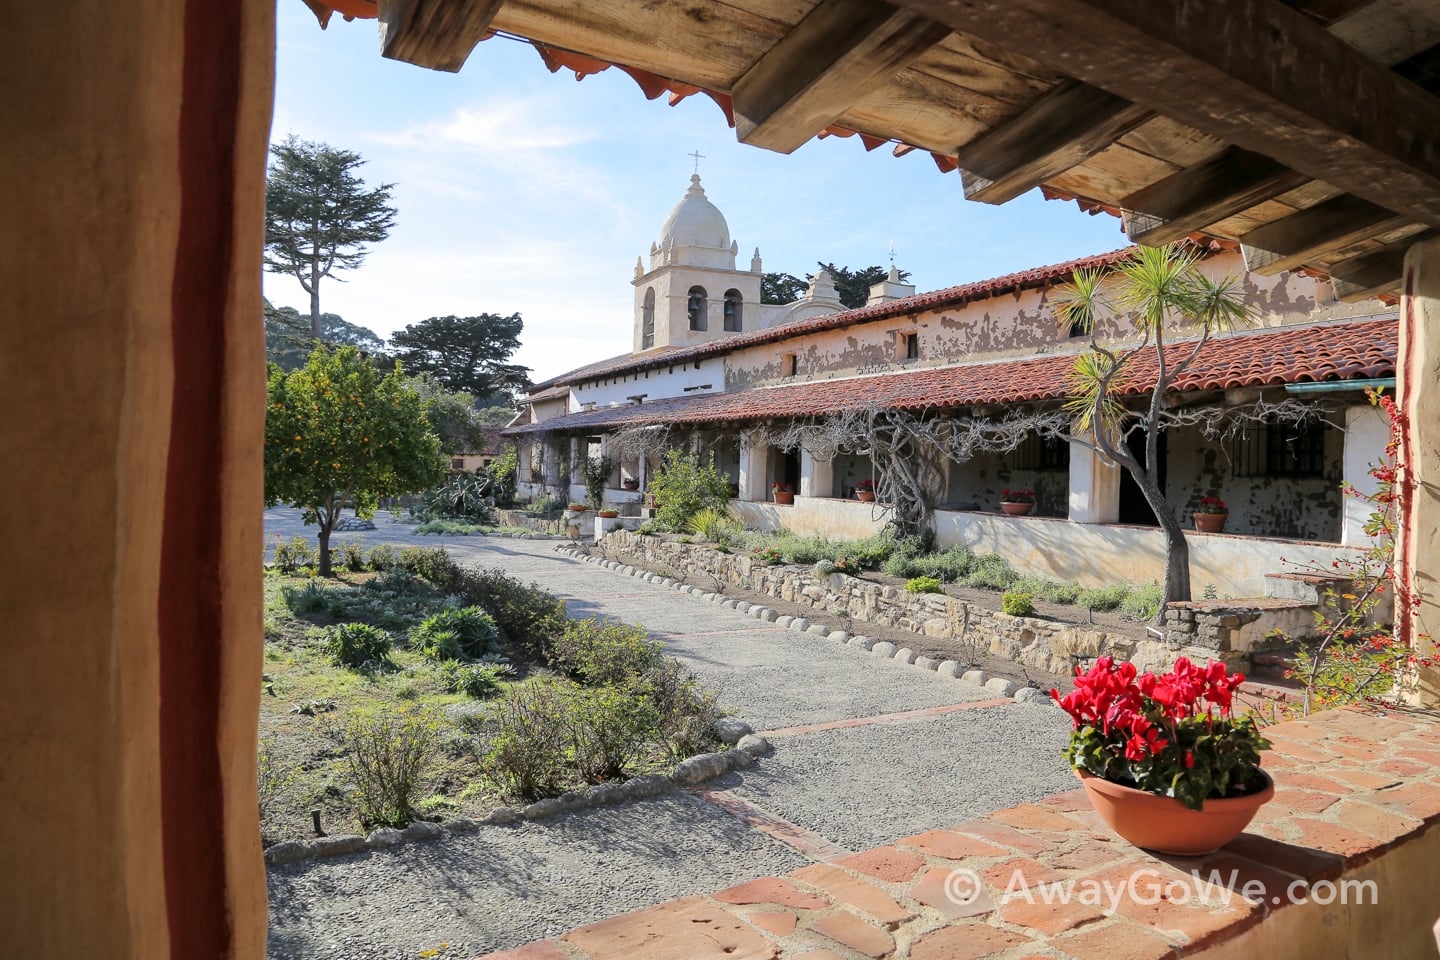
[477,707,1440,960]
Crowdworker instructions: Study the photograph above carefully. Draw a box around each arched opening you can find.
[687,285,707,331]
[642,287,655,348]
[723,288,743,332]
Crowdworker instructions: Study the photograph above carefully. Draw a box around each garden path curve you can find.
[261,509,1074,959]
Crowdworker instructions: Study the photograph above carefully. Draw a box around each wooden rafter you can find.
[732,0,950,154]
[893,0,1440,228]
[378,0,501,72]
[955,79,1154,204]
[1330,231,1436,301]
[1119,147,1308,245]
[1240,193,1409,274]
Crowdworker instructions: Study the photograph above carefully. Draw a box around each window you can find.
[1232,421,1329,478]
[641,287,655,348]
[687,286,707,331]
[723,289,743,332]
[897,331,918,360]
[1010,434,1070,471]
[1067,316,1088,339]
[781,353,797,377]
[450,458,465,470]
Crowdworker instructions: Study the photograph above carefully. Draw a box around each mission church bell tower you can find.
[632,174,763,353]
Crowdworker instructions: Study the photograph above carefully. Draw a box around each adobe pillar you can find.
[1399,237,1440,707]
[1,1,273,955]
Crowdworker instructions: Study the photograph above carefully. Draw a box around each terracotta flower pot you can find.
[1194,512,1228,533]
[772,490,794,505]
[1075,769,1274,856]
[856,491,876,502]
[621,481,639,491]
[1000,501,1034,516]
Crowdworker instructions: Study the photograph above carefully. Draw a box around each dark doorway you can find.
[782,450,801,492]
[1118,423,1167,525]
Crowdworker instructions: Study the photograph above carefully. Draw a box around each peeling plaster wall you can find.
[946,453,1069,516]
[720,251,1386,391]
[1163,422,1344,541]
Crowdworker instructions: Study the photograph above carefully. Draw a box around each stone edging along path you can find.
[264,725,772,868]
[553,544,1058,705]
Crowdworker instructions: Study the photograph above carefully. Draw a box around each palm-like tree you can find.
[1054,243,1253,614]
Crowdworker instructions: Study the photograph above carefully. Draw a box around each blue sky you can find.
[266,5,1128,382]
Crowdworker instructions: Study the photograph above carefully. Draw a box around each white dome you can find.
[658,175,731,251]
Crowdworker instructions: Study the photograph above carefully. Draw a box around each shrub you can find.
[366,543,401,571]
[257,738,293,821]
[751,545,783,565]
[1002,591,1037,617]
[549,618,665,686]
[648,450,731,532]
[1076,582,1129,612]
[567,682,660,783]
[687,507,734,542]
[814,559,836,576]
[581,455,614,510]
[886,546,976,581]
[339,705,441,828]
[281,579,342,616]
[1012,575,1082,606]
[273,536,315,574]
[417,519,490,535]
[400,546,461,587]
[334,538,366,572]
[646,659,721,760]
[1120,583,1164,620]
[324,622,394,669]
[410,606,500,660]
[440,656,514,699]
[905,576,943,594]
[454,566,569,660]
[480,679,576,801]
[831,555,863,576]
[962,554,1019,590]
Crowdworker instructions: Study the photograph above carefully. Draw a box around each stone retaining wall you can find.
[604,532,1300,676]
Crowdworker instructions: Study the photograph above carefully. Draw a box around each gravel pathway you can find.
[267,791,808,960]
[261,509,1074,957]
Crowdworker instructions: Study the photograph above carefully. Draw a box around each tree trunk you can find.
[1125,463,1192,616]
[308,264,322,340]
[316,512,333,577]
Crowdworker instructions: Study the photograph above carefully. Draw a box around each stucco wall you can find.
[934,510,1364,597]
[731,497,1362,597]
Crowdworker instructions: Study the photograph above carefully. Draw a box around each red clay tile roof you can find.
[527,247,1142,391]
[505,317,1396,435]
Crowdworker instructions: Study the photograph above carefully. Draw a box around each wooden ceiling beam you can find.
[894,0,1440,229]
[378,0,501,72]
[955,79,1154,204]
[732,0,950,154]
[1119,147,1309,245]
[1240,193,1410,274]
[1329,231,1435,301]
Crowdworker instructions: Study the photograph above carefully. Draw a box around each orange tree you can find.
[265,345,444,575]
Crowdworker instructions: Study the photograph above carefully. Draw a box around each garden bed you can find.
[258,540,724,847]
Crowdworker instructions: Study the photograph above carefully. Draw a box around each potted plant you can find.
[1193,496,1228,533]
[855,479,876,503]
[596,509,620,519]
[999,488,1035,516]
[621,478,640,491]
[1052,656,1272,856]
[772,482,795,506]
[564,502,589,520]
